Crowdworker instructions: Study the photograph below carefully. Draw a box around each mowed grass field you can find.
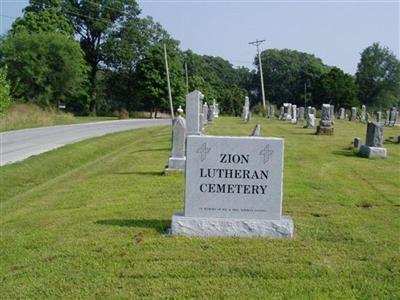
[1,116,399,299]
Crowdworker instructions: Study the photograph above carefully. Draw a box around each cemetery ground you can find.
[1,117,399,299]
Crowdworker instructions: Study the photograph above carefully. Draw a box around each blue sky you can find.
[1,0,399,74]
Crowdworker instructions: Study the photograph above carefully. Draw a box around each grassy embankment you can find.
[1,117,399,298]
[0,104,117,132]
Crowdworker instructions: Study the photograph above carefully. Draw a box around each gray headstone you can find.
[207,106,214,123]
[389,107,397,126]
[167,108,186,170]
[361,105,366,122]
[268,105,275,118]
[170,135,294,238]
[287,103,292,120]
[320,104,332,127]
[306,113,315,128]
[251,124,261,136]
[298,107,305,121]
[186,90,203,135]
[202,102,208,126]
[339,108,345,120]
[353,137,361,149]
[291,105,297,123]
[350,107,357,121]
[365,122,384,147]
[376,111,382,123]
[385,110,390,125]
[279,106,284,120]
[330,105,335,120]
[242,97,250,121]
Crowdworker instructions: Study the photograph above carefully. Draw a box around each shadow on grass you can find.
[332,150,357,157]
[114,171,164,176]
[293,131,316,136]
[130,147,170,154]
[95,219,170,234]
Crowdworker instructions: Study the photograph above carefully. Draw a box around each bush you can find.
[119,108,129,119]
[0,67,12,113]
[252,103,267,117]
[1,32,88,109]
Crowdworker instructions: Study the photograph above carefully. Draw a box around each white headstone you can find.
[291,105,297,124]
[166,107,186,171]
[186,90,203,135]
[171,135,294,238]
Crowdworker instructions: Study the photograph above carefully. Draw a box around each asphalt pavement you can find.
[0,119,171,166]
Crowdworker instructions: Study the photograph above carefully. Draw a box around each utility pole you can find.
[249,39,266,109]
[304,83,307,108]
[184,61,189,95]
[164,43,174,119]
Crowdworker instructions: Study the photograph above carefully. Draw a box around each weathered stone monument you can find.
[298,107,305,121]
[330,105,335,121]
[286,103,292,121]
[291,105,297,124]
[242,97,250,122]
[268,105,275,118]
[350,107,357,121]
[359,122,387,158]
[360,105,367,122]
[316,104,334,135]
[306,112,315,128]
[207,105,214,123]
[171,135,294,238]
[339,108,345,120]
[376,111,382,123]
[214,103,220,118]
[353,137,361,149]
[251,124,261,136]
[165,106,186,173]
[279,106,284,120]
[202,102,208,127]
[385,109,390,125]
[186,90,203,136]
[388,107,397,126]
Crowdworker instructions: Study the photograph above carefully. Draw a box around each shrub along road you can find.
[0,118,171,166]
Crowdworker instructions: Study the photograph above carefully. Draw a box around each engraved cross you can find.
[197,143,211,162]
[259,144,273,164]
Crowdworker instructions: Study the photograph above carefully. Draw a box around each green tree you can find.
[257,49,330,107]
[184,50,250,112]
[314,67,359,109]
[11,0,73,35]
[63,0,141,115]
[102,16,171,112]
[0,32,88,110]
[0,67,12,113]
[135,41,186,116]
[356,42,400,109]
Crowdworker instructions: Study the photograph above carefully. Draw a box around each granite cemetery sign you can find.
[171,135,294,238]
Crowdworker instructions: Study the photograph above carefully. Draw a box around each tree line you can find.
[0,0,399,116]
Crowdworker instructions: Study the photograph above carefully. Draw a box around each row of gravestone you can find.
[243,99,399,127]
[169,91,294,238]
[166,91,219,173]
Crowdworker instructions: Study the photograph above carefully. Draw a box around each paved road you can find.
[0,119,171,166]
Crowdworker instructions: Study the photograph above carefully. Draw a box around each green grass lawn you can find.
[1,117,399,299]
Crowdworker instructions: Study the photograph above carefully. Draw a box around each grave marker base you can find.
[171,212,294,238]
[316,126,334,135]
[164,157,186,174]
[359,145,387,158]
